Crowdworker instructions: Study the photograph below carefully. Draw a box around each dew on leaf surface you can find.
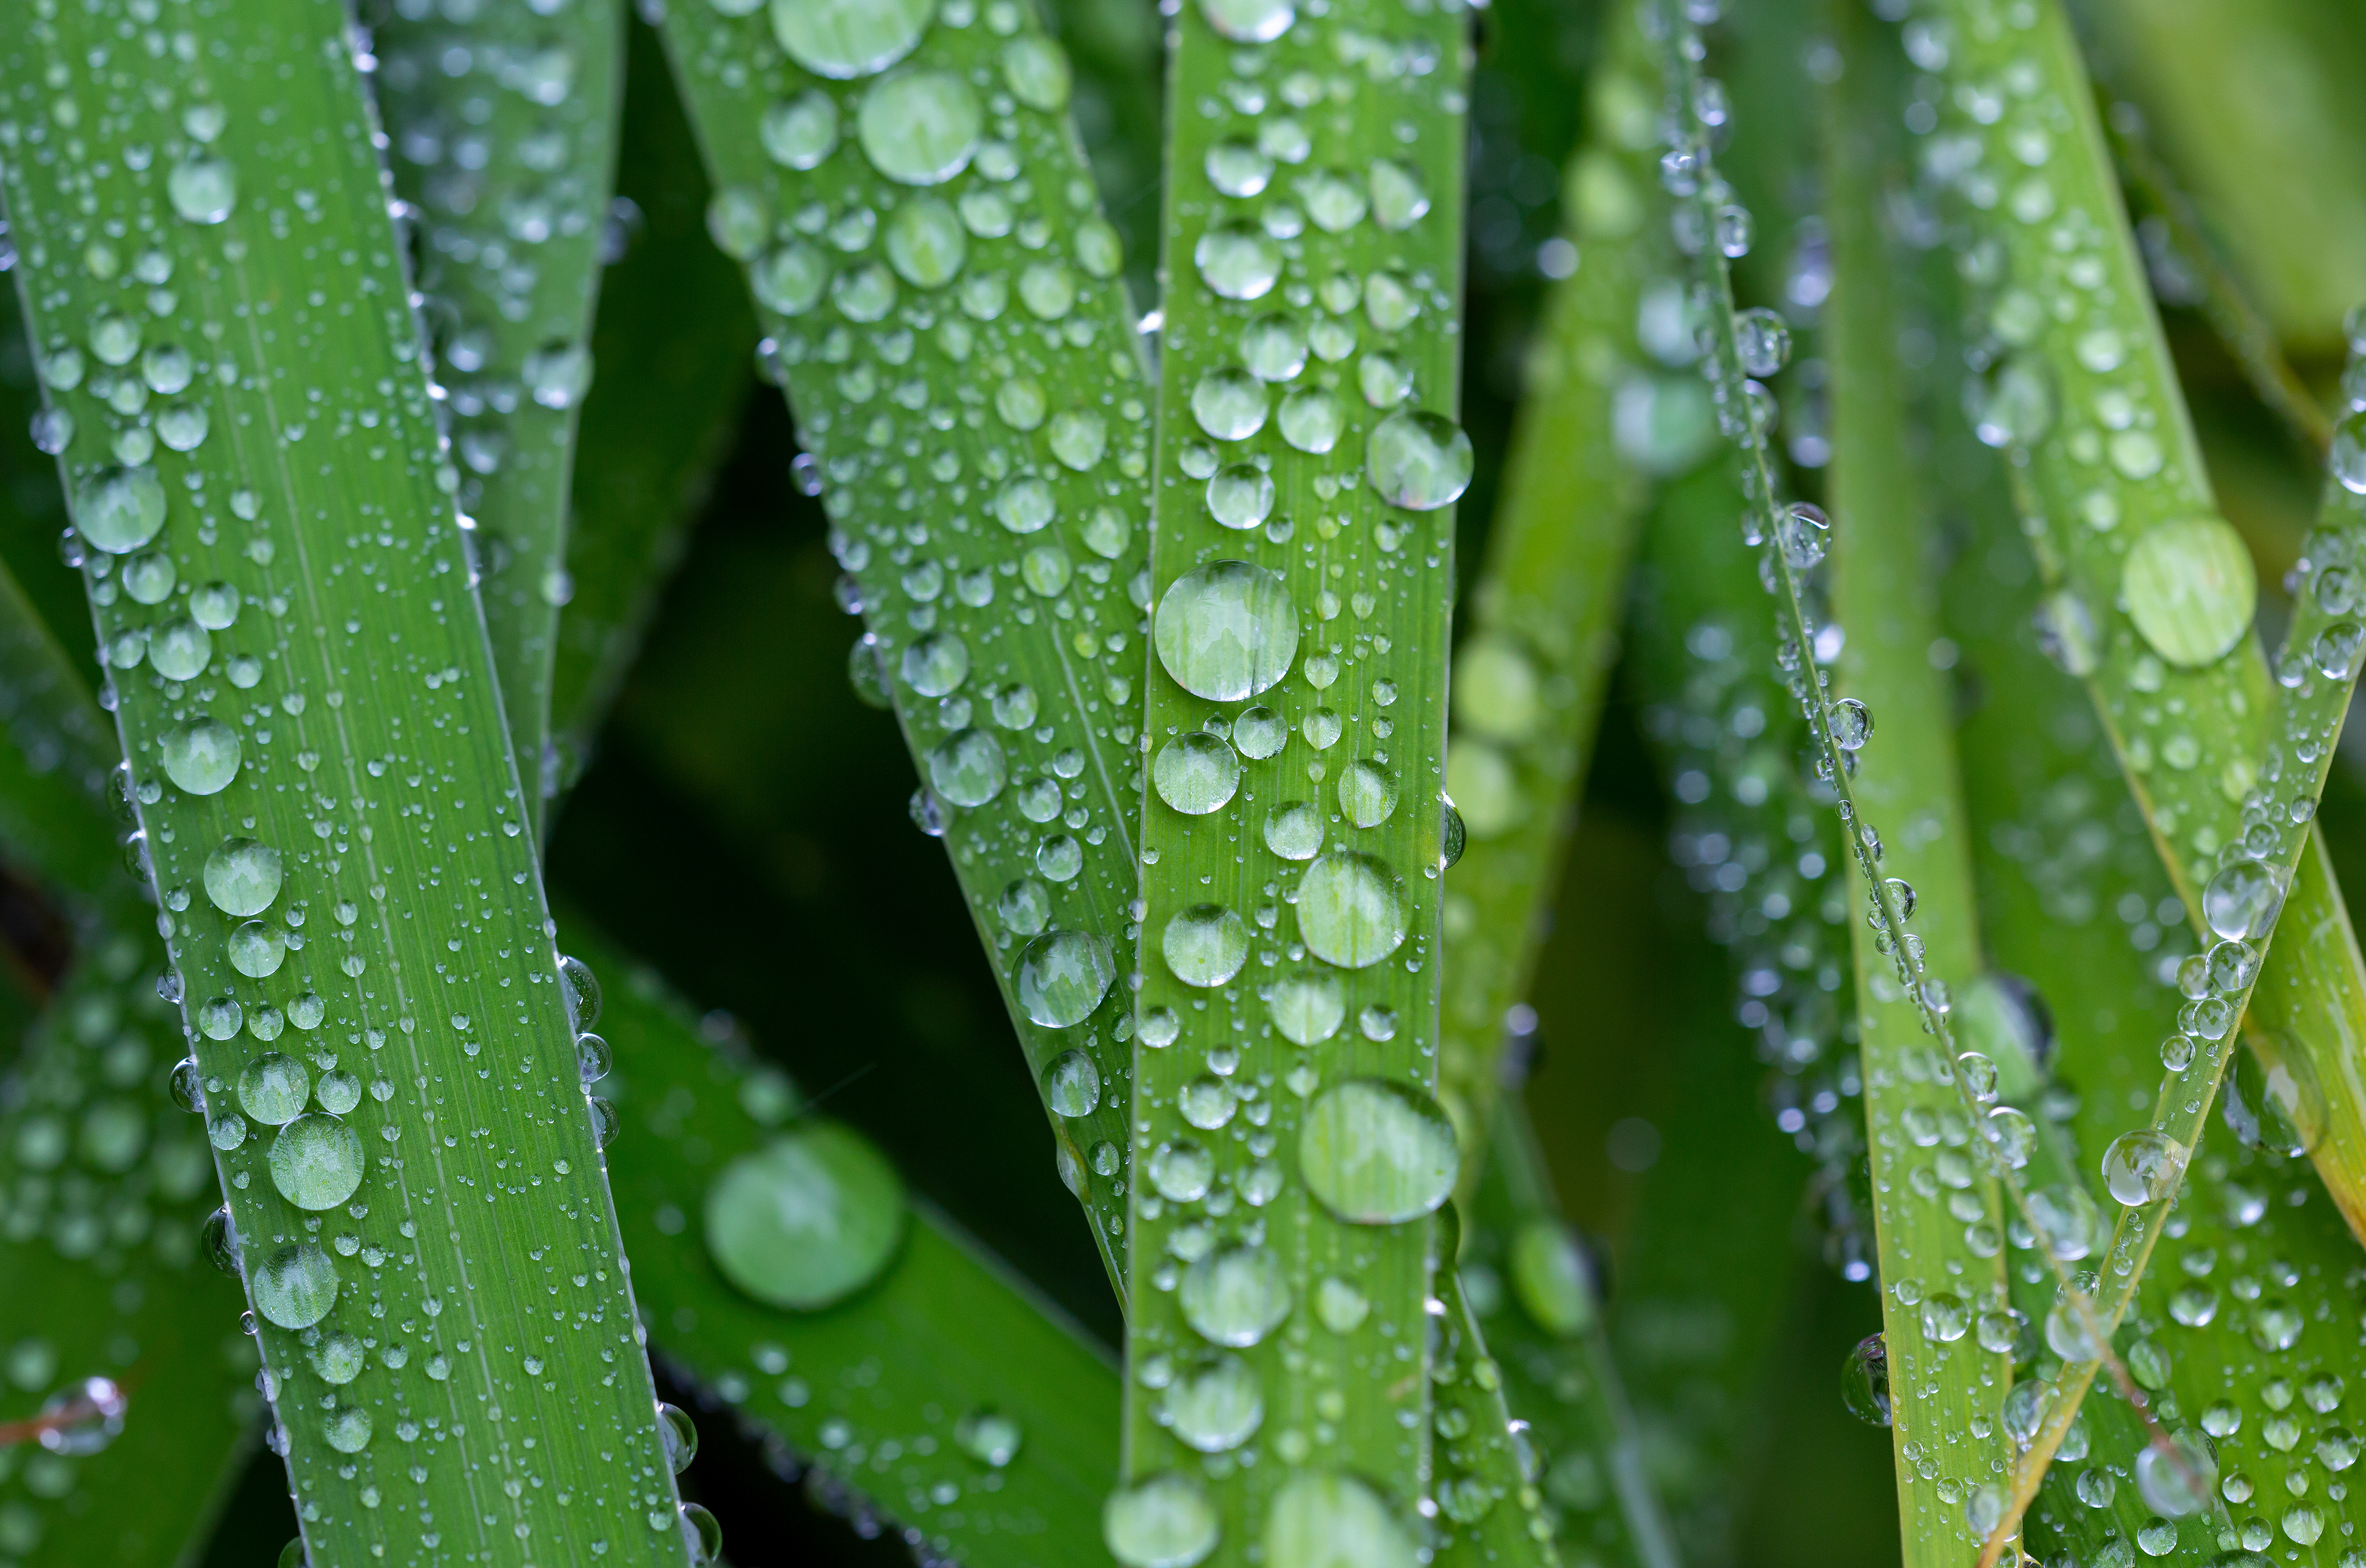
[706,1122,905,1309]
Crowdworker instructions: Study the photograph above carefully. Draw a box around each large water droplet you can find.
[1191,368,1269,441]
[1295,854,1407,969]
[1015,930,1117,1028]
[167,157,238,223]
[1267,971,1343,1045]
[1264,1472,1416,1568]
[205,838,283,915]
[2134,1431,2217,1518]
[1149,1140,1214,1202]
[927,728,1007,807]
[761,91,842,168]
[1206,465,1276,530]
[1335,760,1398,828]
[1154,561,1299,702]
[1163,905,1249,987]
[1044,1050,1102,1116]
[770,0,932,77]
[238,1052,310,1125]
[707,1123,905,1309]
[1161,1357,1263,1453]
[1193,224,1282,301]
[1299,1079,1457,1224]
[1104,1474,1219,1568]
[858,69,983,185]
[160,718,242,794]
[1841,1334,1891,1426]
[753,242,830,315]
[2102,1129,2188,1206]
[37,1376,127,1456]
[2202,859,2289,942]
[2121,516,2255,668]
[79,466,167,553]
[251,1242,340,1329]
[659,1402,700,1473]
[1365,410,1472,510]
[1180,1245,1290,1346]
[1241,314,1307,381]
[268,1114,365,1210]
[1155,732,1242,815]
[1278,389,1344,454]
[956,1407,1023,1466]
[902,632,971,696]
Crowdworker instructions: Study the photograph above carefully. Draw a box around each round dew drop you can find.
[2102,1129,2187,1206]
[1043,1050,1102,1117]
[1104,1473,1220,1568]
[1193,224,1282,301]
[1154,732,1242,815]
[227,920,286,978]
[1191,368,1269,442]
[761,91,841,169]
[1161,1357,1263,1453]
[205,838,283,915]
[2120,516,2255,668]
[306,1330,365,1385]
[1001,35,1073,109]
[1233,706,1286,758]
[1510,1218,1594,1335]
[956,1408,1023,1468]
[1267,971,1344,1045]
[1015,930,1116,1027]
[1295,853,1407,969]
[1149,1140,1214,1202]
[1264,803,1323,860]
[237,1052,310,1125]
[1153,560,1299,703]
[1335,760,1398,828]
[705,1122,905,1310]
[1365,410,1473,511]
[769,0,933,78]
[858,69,983,186]
[79,466,167,553]
[1198,0,1293,40]
[1265,1472,1417,1568]
[1163,905,1249,988]
[251,1242,340,1329]
[1299,1079,1457,1224]
[1180,1244,1291,1347]
[752,242,830,315]
[167,156,238,223]
[1278,389,1345,454]
[269,1114,365,1210]
[1240,314,1307,381]
[160,719,242,794]
[927,728,1007,807]
[149,619,212,681]
[1205,465,1275,530]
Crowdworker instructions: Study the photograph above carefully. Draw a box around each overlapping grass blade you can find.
[369,0,627,838]
[563,919,1125,1568]
[1817,10,2012,1553]
[546,19,755,782]
[0,2,689,1559]
[650,0,1153,1292]
[1438,0,1654,1179]
[1116,0,1474,1555]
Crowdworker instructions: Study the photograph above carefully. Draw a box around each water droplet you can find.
[238,1053,310,1125]
[656,1402,700,1474]
[1364,410,1471,511]
[1299,1079,1456,1224]
[1315,1277,1367,1333]
[167,156,238,223]
[305,1331,364,1385]
[1335,760,1398,828]
[1015,930,1117,1028]
[268,1114,365,1210]
[2102,1129,2187,1206]
[2334,410,2366,494]
[2135,1431,2216,1517]
[1278,389,1344,454]
[2121,517,2254,668]
[1777,501,1829,570]
[1191,368,1269,442]
[903,632,971,695]
[79,466,167,553]
[956,1407,1023,1466]
[1155,732,1243,815]
[831,260,899,321]
[2202,859,2289,942]
[1842,1334,1891,1425]
[1509,1219,1593,1335]
[1197,0,1293,41]
[1300,169,1368,234]
[770,0,933,78]
[1240,315,1307,381]
[859,68,983,185]
[161,718,242,794]
[1733,307,1791,377]
[680,1501,725,1565]
[927,728,1008,807]
[1149,1140,1215,1201]
[1193,224,1282,301]
[1234,706,1286,758]
[707,1123,904,1309]
[1044,1050,1102,1117]
[1153,560,1299,702]
[1267,971,1343,1045]
[1296,853,1406,969]
[752,242,831,315]
[204,838,283,916]
[1973,355,2056,448]
[1206,465,1276,531]
[1367,160,1429,232]
[1161,1357,1263,1453]
[1163,905,1249,987]
[251,1242,340,1329]
[1180,1244,1290,1346]
[36,1377,127,1456]
[1264,1472,1416,1568]
[762,91,841,168]
[1104,1473,1219,1568]
[993,475,1057,535]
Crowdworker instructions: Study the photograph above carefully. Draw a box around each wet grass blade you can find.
[0,2,691,1559]
[650,0,1154,1295]
[546,18,755,783]
[1439,0,1655,1181]
[369,0,627,841]
[1116,0,1474,1555]
[1818,10,2012,1553]
[1428,1215,1568,1568]
[561,917,1125,1568]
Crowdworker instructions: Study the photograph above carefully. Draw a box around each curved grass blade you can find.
[368,0,627,840]
[1428,1215,1567,1568]
[0,2,691,1558]
[562,917,1125,1568]
[1439,0,1656,1183]
[1117,0,1475,1555]
[1817,11,2012,1552]
[649,0,1154,1294]
[546,18,755,784]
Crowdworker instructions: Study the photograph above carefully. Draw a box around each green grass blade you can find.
[561,917,1125,1568]
[0,2,690,1559]
[1429,1216,1567,1568]
[369,0,627,840]
[0,558,118,900]
[1818,10,2012,1555]
[546,18,755,783]
[1438,0,1654,1181]
[1118,0,1473,1554]
[649,0,1154,1295]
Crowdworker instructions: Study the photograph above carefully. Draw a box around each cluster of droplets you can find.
[679,0,1155,1264]
[1105,0,1478,1559]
